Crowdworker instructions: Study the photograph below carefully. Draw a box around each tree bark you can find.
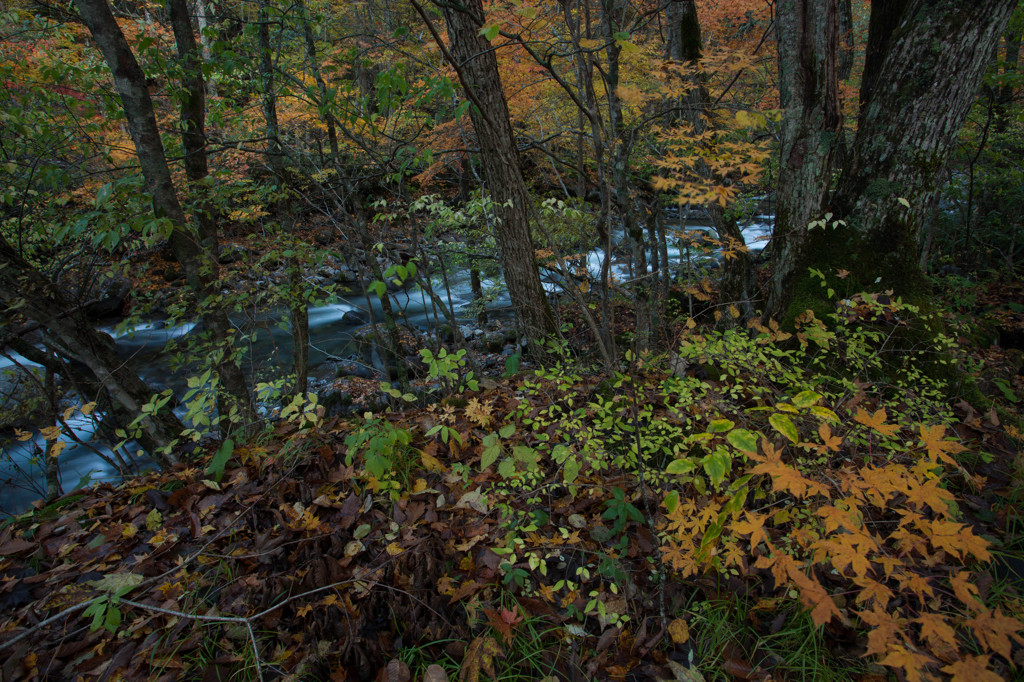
[601,0,650,349]
[771,0,1016,320]
[767,0,841,319]
[420,0,557,355]
[75,0,257,435]
[833,0,1015,290]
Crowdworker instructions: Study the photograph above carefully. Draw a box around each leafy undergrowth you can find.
[2,300,1024,681]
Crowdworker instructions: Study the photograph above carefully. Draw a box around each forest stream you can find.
[0,216,773,516]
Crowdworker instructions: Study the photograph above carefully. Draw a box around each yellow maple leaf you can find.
[915,613,958,651]
[949,571,983,611]
[464,398,493,428]
[858,603,904,658]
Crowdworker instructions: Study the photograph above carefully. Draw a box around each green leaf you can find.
[503,352,521,377]
[666,458,696,475]
[498,459,516,478]
[512,445,537,465]
[479,23,500,41]
[791,391,822,409]
[663,490,680,514]
[552,444,571,464]
[499,423,515,439]
[708,418,734,433]
[769,413,799,444]
[563,457,580,485]
[369,280,386,298]
[207,438,234,483]
[353,523,372,539]
[481,443,501,470]
[722,485,749,517]
[727,428,758,454]
[809,406,840,422]
[702,450,731,487]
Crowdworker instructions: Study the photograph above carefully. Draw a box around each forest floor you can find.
[1,273,1024,681]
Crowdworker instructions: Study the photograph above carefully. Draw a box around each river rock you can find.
[334,265,358,284]
[218,244,250,265]
[341,309,370,325]
[85,274,131,319]
[334,359,375,380]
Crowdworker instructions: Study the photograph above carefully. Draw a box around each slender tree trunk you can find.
[297,0,339,159]
[838,0,854,80]
[419,0,557,356]
[169,0,216,252]
[669,0,755,321]
[194,0,215,98]
[256,0,310,397]
[75,0,257,436]
[601,0,650,349]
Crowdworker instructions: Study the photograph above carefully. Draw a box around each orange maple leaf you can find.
[950,571,983,611]
[854,408,900,437]
[815,423,843,455]
[919,424,967,465]
[750,460,830,499]
[915,613,958,652]
[941,654,1004,682]
[484,606,523,645]
[903,476,956,515]
[853,576,894,608]
[964,607,1024,661]
[857,603,903,658]
[878,644,937,682]
[730,510,770,549]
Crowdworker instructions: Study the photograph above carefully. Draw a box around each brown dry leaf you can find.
[423,664,449,682]
[382,658,411,682]
[464,398,493,428]
[659,660,706,682]
[458,636,502,682]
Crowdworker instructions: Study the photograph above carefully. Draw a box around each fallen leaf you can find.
[423,664,448,682]
[458,636,502,682]
[668,617,689,644]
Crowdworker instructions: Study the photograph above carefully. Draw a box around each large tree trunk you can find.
[424,0,557,355]
[815,0,1015,306]
[766,0,842,319]
[75,0,257,436]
